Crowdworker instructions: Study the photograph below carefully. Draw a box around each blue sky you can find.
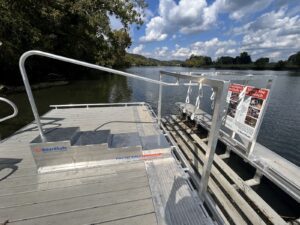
[124,0,300,61]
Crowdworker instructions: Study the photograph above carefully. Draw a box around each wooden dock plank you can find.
[177,102,300,202]
[167,115,287,225]
[163,118,248,225]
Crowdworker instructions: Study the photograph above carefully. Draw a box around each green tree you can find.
[217,56,235,64]
[236,52,252,64]
[183,55,212,67]
[0,0,146,85]
[275,60,286,70]
[288,52,300,66]
[254,57,269,69]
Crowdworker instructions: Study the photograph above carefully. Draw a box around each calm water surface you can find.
[0,67,299,166]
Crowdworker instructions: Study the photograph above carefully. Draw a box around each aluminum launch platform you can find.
[0,104,213,225]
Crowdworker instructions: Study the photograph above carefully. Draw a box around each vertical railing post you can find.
[158,72,163,126]
[19,53,47,142]
[199,82,229,200]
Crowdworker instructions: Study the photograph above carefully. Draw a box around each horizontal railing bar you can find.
[161,70,275,82]
[160,71,225,88]
[20,51,178,86]
[49,102,146,108]
[191,73,275,81]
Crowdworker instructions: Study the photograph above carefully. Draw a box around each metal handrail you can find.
[0,97,18,122]
[18,50,231,201]
[19,50,227,142]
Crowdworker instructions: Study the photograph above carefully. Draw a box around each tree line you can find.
[124,51,300,70]
[182,51,300,70]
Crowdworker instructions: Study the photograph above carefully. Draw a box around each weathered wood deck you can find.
[162,110,299,225]
[0,105,213,225]
[176,102,300,202]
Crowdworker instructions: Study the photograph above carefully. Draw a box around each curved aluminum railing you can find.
[0,97,18,122]
[19,50,227,142]
[18,50,231,201]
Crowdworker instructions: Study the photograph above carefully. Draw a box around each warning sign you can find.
[225,84,269,140]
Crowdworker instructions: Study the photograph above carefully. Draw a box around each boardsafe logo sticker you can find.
[33,146,68,153]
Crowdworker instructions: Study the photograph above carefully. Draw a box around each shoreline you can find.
[127,64,300,72]
[0,81,69,94]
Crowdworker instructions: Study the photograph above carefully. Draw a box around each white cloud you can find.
[235,7,300,60]
[155,47,169,57]
[136,2,299,61]
[212,0,273,20]
[140,0,273,42]
[140,0,213,42]
[226,49,237,54]
[132,44,145,54]
[135,38,238,60]
[172,47,191,58]
[140,17,168,42]
[171,38,238,59]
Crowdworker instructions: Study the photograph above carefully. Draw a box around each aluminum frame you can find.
[172,70,276,156]
[19,50,229,201]
[159,70,230,198]
[19,50,227,142]
[0,97,18,122]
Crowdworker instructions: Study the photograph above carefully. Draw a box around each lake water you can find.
[0,67,299,166]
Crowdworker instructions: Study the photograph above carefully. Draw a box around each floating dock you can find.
[0,104,213,225]
[1,51,299,225]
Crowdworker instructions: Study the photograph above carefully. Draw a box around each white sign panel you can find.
[225,84,269,140]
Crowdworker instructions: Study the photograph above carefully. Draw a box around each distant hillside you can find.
[125,53,183,66]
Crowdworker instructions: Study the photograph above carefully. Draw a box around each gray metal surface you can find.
[31,127,80,143]
[18,47,233,205]
[49,102,147,109]
[145,158,214,225]
[109,132,141,148]
[141,134,170,150]
[198,84,229,198]
[0,106,213,225]
[73,130,110,146]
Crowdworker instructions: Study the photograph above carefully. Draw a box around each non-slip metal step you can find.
[109,132,141,149]
[72,130,110,146]
[140,134,170,150]
[31,127,80,144]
